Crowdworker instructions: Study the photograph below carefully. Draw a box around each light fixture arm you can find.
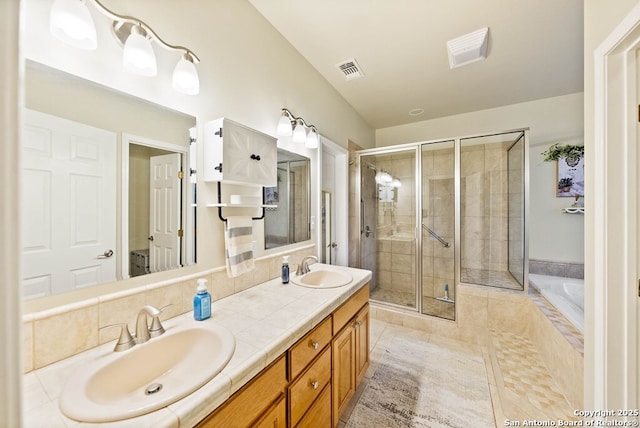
[89,0,200,62]
[280,108,317,133]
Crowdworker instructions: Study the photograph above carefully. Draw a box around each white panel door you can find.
[149,153,182,273]
[21,109,116,298]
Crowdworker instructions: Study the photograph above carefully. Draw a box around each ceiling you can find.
[248,0,584,129]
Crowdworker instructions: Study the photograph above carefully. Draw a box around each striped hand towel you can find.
[224,216,255,278]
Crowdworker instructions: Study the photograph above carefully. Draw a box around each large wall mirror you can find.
[264,149,310,249]
[22,61,196,299]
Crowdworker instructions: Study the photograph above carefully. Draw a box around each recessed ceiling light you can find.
[409,108,424,116]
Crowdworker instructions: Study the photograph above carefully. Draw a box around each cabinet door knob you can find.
[310,380,319,390]
[250,154,261,161]
[354,320,362,328]
[311,341,320,350]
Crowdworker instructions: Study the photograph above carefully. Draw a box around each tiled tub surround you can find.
[22,245,317,373]
[529,259,584,279]
[23,263,372,427]
[370,282,584,412]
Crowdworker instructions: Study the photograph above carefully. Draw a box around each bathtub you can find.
[528,273,584,334]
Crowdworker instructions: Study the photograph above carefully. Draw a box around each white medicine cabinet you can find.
[203,118,277,186]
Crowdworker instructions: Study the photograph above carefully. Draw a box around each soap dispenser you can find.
[193,278,211,321]
[281,256,290,284]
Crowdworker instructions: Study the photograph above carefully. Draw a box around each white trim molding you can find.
[0,0,23,426]
[591,1,640,410]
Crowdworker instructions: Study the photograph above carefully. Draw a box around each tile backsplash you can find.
[22,245,316,373]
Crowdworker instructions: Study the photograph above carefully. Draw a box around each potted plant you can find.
[541,144,584,163]
[558,177,573,192]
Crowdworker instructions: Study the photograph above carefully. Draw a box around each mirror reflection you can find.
[21,61,196,299]
[264,149,310,249]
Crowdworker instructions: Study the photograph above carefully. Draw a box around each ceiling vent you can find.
[336,59,364,80]
[447,27,489,69]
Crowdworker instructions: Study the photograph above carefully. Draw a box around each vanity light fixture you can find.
[49,0,201,95]
[276,108,320,149]
[49,0,97,50]
[121,24,157,76]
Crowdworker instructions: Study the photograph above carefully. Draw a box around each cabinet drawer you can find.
[333,283,369,334]
[289,316,332,380]
[289,347,331,426]
[295,383,331,428]
[197,356,287,428]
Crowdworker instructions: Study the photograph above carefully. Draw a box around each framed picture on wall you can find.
[556,156,584,197]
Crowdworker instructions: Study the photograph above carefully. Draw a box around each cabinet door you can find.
[354,304,370,385]
[296,383,332,428]
[203,118,277,185]
[254,395,286,428]
[248,130,277,185]
[332,324,356,422]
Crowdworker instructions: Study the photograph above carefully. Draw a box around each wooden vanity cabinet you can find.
[196,283,370,428]
[332,286,370,424]
[196,355,287,428]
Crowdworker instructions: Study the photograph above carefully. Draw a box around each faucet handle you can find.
[100,323,135,352]
[149,304,173,338]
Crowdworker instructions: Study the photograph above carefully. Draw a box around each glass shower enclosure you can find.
[357,130,528,321]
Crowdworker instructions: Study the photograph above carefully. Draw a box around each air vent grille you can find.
[336,59,364,80]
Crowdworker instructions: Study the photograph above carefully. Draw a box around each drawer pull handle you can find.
[310,380,319,390]
[311,341,320,350]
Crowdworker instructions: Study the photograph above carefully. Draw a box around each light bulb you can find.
[49,0,97,50]
[172,54,199,95]
[277,111,293,136]
[123,26,157,76]
[305,128,319,149]
[292,120,307,144]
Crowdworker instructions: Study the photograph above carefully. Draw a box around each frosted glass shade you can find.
[123,30,157,76]
[277,113,293,136]
[305,129,319,149]
[49,0,97,50]
[292,121,307,144]
[172,56,200,95]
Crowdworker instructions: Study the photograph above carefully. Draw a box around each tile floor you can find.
[338,317,577,427]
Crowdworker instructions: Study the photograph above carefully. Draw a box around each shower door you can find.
[459,131,526,290]
[359,148,418,309]
[421,140,456,320]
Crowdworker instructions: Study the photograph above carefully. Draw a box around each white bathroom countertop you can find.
[23,264,372,428]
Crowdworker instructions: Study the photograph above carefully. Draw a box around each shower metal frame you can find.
[355,128,530,320]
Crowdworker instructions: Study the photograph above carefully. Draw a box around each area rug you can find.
[345,335,495,428]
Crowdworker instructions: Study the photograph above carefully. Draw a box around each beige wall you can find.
[377,93,585,264]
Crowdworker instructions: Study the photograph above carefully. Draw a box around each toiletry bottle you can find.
[193,278,211,321]
[282,256,290,284]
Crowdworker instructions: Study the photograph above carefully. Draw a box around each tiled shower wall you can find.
[461,141,510,272]
[374,151,415,297]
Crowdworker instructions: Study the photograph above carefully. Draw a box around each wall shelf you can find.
[562,207,584,214]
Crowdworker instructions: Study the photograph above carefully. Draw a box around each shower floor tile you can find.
[461,268,522,290]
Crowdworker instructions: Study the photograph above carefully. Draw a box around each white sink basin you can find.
[291,269,353,288]
[59,323,235,423]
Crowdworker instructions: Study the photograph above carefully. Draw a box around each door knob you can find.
[148,235,154,241]
[97,249,114,259]
[330,242,338,248]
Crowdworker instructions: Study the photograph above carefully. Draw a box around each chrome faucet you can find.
[296,255,318,276]
[135,305,161,344]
